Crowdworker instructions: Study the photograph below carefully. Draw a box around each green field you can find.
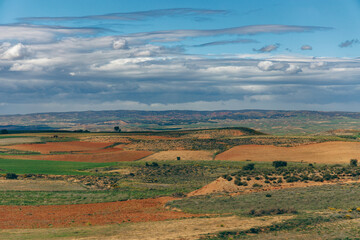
[0,159,117,175]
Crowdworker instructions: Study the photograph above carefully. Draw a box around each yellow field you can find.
[216,141,360,164]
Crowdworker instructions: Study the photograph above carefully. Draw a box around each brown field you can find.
[0,179,86,191]
[77,215,293,240]
[2,142,114,154]
[2,150,153,163]
[0,215,293,240]
[0,197,196,229]
[140,150,216,161]
[215,141,360,164]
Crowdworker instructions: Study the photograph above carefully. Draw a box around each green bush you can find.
[5,173,18,179]
[234,179,248,186]
[350,159,358,167]
[273,161,288,168]
[242,163,255,171]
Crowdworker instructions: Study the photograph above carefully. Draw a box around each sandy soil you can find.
[215,141,360,164]
[0,179,86,191]
[79,215,293,240]
[2,142,114,154]
[140,150,216,161]
[0,197,196,229]
[188,176,360,196]
[0,137,41,146]
[2,150,153,163]
[0,215,294,240]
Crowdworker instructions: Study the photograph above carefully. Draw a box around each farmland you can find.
[0,126,359,239]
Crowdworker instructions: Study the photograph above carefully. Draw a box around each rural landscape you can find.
[0,110,359,239]
[1,0,360,239]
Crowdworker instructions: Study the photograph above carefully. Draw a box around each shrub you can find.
[145,162,159,167]
[248,208,297,216]
[242,163,255,171]
[234,179,248,186]
[273,161,288,168]
[285,176,300,183]
[5,173,18,179]
[172,192,186,198]
[222,174,233,181]
[350,159,358,167]
[252,183,263,188]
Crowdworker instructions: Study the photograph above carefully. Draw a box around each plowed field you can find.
[0,197,196,229]
[215,141,360,164]
[2,150,153,163]
[3,142,113,154]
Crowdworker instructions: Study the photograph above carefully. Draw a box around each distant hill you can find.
[0,110,359,135]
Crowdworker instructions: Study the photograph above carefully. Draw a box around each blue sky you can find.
[0,0,359,114]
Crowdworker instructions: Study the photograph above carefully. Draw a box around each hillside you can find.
[0,110,360,135]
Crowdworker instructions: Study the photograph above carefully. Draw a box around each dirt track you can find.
[0,197,196,229]
[216,141,360,164]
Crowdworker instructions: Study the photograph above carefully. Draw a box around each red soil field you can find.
[3,142,114,154]
[0,197,196,229]
[3,150,153,163]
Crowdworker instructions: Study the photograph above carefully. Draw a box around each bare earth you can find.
[141,150,216,161]
[0,197,196,229]
[216,141,360,164]
[0,215,293,240]
[77,215,293,240]
[188,177,360,196]
[2,142,113,154]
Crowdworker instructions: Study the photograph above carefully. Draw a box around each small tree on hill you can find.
[114,126,121,132]
[273,161,287,168]
[242,163,255,171]
[350,159,358,167]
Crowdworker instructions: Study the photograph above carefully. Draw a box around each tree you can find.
[350,159,358,167]
[242,163,255,171]
[0,129,8,134]
[114,126,121,132]
[272,161,287,168]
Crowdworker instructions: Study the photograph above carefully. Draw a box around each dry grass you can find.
[0,137,41,146]
[0,179,86,191]
[0,215,294,240]
[2,142,113,154]
[2,150,153,163]
[140,150,216,161]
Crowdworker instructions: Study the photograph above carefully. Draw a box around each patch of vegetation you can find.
[168,183,360,215]
[39,136,79,143]
[0,159,117,175]
[0,187,183,205]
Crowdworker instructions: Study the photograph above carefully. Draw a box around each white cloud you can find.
[285,64,302,74]
[0,25,98,43]
[113,39,128,49]
[301,45,312,50]
[1,43,31,60]
[257,61,288,71]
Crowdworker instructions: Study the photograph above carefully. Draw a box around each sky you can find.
[0,0,360,114]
